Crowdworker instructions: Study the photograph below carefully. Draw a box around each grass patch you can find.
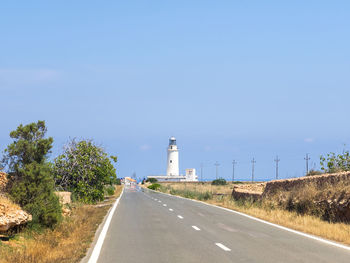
[0,185,123,263]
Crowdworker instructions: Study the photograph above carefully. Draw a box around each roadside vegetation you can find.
[157,180,350,246]
[147,183,161,190]
[0,185,123,263]
[1,121,62,229]
[0,120,121,262]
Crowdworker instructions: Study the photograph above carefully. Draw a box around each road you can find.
[97,185,350,263]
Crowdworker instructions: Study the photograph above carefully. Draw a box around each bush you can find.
[211,178,227,185]
[53,139,117,204]
[306,170,323,176]
[115,178,121,185]
[198,191,213,200]
[2,121,62,228]
[320,150,350,173]
[104,185,115,196]
[148,183,161,190]
[146,178,158,183]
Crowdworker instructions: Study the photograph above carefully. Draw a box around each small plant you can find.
[148,183,161,190]
[104,185,115,196]
[211,178,227,185]
[306,170,323,176]
[198,191,212,200]
[146,178,158,183]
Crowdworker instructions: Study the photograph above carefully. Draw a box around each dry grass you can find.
[0,195,21,213]
[0,185,123,263]
[159,183,350,246]
[160,182,237,195]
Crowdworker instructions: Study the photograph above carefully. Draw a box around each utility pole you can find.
[200,163,204,182]
[232,160,237,183]
[274,155,280,180]
[214,161,220,179]
[304,153,310,176]
[251,158,256,183]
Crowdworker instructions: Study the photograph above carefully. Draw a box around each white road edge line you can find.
[145,188,350,251]
[215,243,231,251]
[169,208,173,211]
[177,215,184,219]
[192,225,200,231]
[88,187,125,263]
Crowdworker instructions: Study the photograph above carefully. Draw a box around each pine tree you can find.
[2,121,62,228]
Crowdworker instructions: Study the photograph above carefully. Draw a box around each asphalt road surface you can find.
[97,185,350,263]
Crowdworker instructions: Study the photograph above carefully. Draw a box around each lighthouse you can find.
[166,136,179,176]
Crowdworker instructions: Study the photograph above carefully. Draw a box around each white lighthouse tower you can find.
[166,136,179,176]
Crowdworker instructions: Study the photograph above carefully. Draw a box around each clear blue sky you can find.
[1,1,350,181]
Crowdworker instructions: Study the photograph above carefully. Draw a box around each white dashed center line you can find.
[163,204,167,207]
[177,215,184,219]
[215,243,231,251]
[158,200,161,203]
[169,208,173,211]
[192,226,200,231]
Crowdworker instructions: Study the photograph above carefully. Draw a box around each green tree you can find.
[2,121,62,228]
[320,150,350,173]
[53,139,117,203]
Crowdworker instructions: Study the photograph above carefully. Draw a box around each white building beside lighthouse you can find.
[147,136,198,182]
[166,136,179,176]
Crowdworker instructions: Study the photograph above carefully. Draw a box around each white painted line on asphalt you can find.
[147,188,350,251]
[158,200,161,203]
[88,188,125,263]
[163,204,167,207]
[192,226,200,231]
[215,243,231,251]
[154,198,157,201]
[177,215,184,219]
[169,208,173,211]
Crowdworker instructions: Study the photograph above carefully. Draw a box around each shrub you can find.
[53,139,117,204]
[306,170,323,176]
[148,183,161,190]
[146,178,158,183]
[1,121,62,228]
[104,185,115,196]
[211,178,227,185]
[115,178,121,185]
[198,191,213,200]
[320,150,350,173]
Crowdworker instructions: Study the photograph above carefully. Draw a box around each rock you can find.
[0,196,32,232]
[0,172,8,192]
[55,191,72,205]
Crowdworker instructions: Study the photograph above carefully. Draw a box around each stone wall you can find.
[231,172,350,222]
[263,172,350,198]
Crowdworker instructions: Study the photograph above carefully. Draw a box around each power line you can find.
[274,155,280,180]
[251,158,256,182]
[232,160,237,183]
[214,161,220,179]
[304,153,310,175]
